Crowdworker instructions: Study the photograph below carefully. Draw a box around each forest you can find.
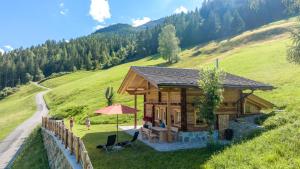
[0,0,293,89]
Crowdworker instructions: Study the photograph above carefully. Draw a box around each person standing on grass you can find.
[70,117,74,131]
[86,116,91,130]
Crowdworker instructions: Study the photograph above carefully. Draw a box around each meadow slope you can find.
[0,84,44,140]
[40,18,300,168]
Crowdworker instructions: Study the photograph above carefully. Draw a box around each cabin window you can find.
[155,107,159,119]
[171,109,181,127]
[155,107,166,123]
[194,110,206,126]
[245,104,251,113]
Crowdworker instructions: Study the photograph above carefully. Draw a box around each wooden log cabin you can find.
[118,66,274,133]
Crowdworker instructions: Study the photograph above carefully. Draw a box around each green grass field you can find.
[38,18,300,169]
[0,84,44,141]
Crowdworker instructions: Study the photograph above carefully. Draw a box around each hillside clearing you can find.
[0,84,44,141]
[38,18,300,169]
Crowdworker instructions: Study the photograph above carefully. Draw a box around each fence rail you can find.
[42,117,93,169]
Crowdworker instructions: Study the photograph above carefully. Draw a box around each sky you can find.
[0,0,203,53]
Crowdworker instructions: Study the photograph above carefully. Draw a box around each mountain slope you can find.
[41,18,298,122]
[0,0,291,90]
[39,17,300,168]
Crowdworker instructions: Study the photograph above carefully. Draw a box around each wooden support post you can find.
[134,94,137,129]
[167,91,172,142]
[45,118,47,129]
[143,94,146,121]
[58,123,61,140]
[55,122,58,136]
[76,137,80,163]
[181,88,187,131]
[70,132,74,155]
[65,129,69,149]
[61,126,65,144]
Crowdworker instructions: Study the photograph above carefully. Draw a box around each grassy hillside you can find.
[40,18,300,168]
[0,84,44,140]
[42,18,298,124]
[42,57,165,124]
[11,127,49,169]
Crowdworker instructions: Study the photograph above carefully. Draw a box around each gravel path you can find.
[0,83,50,169]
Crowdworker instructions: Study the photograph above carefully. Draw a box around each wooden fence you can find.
[42,117,93,169]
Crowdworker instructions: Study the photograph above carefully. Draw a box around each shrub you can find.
[0,87,19,100]
[38,72,71,83]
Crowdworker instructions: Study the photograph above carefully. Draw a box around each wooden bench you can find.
[141,127,159,143]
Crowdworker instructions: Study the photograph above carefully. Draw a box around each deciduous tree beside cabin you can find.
[194,68,224,131]
[158,24,181,63]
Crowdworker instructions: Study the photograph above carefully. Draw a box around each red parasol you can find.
[95,104,138,143]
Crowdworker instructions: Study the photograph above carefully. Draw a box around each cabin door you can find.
[218,115,229,131]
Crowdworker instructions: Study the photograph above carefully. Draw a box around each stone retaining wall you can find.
[178,131,218,143]
[41,128,82,169]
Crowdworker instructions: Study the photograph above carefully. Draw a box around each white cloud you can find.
[59,2,68,15]
[174,6,188,14]
[132,17,151,27]
[89,0,111,23]
[93,24,106,30]
[0,48,4,54]
[4,45,13,51]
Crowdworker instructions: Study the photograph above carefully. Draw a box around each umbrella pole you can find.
[117,114,119,144]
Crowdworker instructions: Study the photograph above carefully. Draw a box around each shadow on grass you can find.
[81,130,224,169]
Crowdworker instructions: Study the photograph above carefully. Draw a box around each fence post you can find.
[61,126,65,144]
[55,122,58,136]
[76,136,80,163]
[70,132,74,155]
[58,124,60,140]
[45,118,47,129]
[42,117,44,127]
[65,129,69,149]
[61,126,64,142]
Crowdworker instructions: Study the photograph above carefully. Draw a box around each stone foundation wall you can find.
[178,131,218,143]
[41,128,81,169]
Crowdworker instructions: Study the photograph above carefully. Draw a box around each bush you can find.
[262,111,299,129]
[38,72,71,83]
[0,87,19,100]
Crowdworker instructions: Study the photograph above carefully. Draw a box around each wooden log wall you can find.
[42,117,93,169]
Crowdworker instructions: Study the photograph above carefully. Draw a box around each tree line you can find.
[0,0,293,90]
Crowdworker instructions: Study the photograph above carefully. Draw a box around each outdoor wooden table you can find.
[151,127,168,142]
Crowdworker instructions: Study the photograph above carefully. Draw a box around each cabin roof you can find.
[130,66,274,90]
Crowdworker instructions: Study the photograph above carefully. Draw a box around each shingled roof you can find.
[131,66,273,90]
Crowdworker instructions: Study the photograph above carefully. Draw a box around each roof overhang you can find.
[118,66,275,94]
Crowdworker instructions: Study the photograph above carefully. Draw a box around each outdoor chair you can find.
[141,127,150,140]
[117,131,139,147]
[171,127,179,141]
[148,129,159,143]
[96,134,116,152]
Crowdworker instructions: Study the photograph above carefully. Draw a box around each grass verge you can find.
[11,127,49,169]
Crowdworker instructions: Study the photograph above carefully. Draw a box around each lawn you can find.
[0,84,44,141]
[69,123,220,169]
[41,18,300,168]
[12,127,49,169]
